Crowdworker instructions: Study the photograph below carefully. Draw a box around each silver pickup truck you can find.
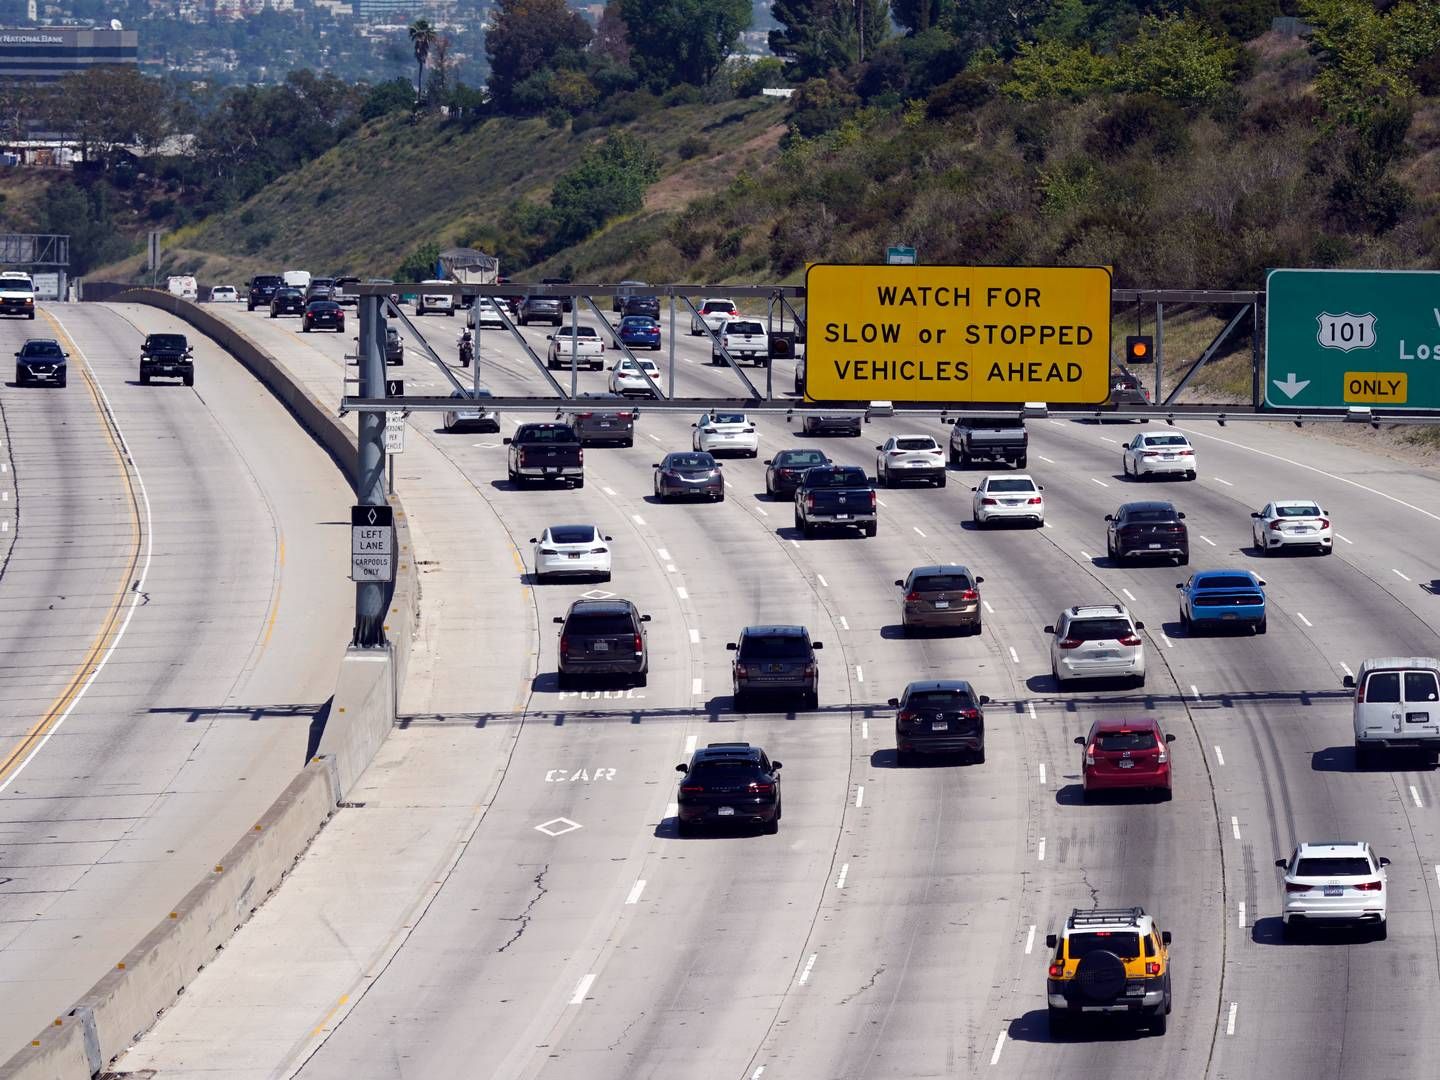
[948,416,1028,469]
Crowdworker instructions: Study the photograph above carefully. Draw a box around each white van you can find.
[167,275,197,300]
[416,279,455,316]
[283,269,312,290]
[1346,657,1440,765]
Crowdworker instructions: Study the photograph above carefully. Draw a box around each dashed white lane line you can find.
[789,539,799,548]
[835,863,850,889]
[625,880,647,905]
[632,513,647,526]
[1296,612,1312,627]
[1090,477,1109,487]
[1025,925,1036,954]
[1037,454,1055,464]
[1099,436,1118,444]
[990,1031,1006,1066]
[1049,419,1064,426]
[855,785,865,808]
[603,486,616,495]
[1008,646,1020,664]
[647,433,663,442]
[861,720,869,740]
[692,678,703,697]
[1080,550,1093,560]
[1200,535,1216,546]
[1122,588,1137,601]
[666,564,678,574]
[755,505,769,517]
[752,1068,766,1080]
[657,547,672,561]
[1393,568,1412,582]
[1214,476,1234,486]
[1027,701,1037,719]
[1161,633,1174,649]
[855,665,865,683]
[1214,746,1225,766]
[570,974,596,1005]
[1434,865,1440,891]
[1190,684,1202,700]
[913,526,926,537]
[817,573,829,587]
[1336,533,1353,544]
[1411,785,1424,808]
[1238,901,1247,928]
[1231,816,1241,840]
[676,586,689,600]
[684,734,697,755]
[1038,763,1047,785]
[1037,837,1046,862]
[798,954,817,985]
[839,616,849,630]
[1340,661,1353,678]
[983,600,994,614]
[1226,1002,1238,1036]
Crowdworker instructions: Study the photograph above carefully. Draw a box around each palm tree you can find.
[408,19,437,102]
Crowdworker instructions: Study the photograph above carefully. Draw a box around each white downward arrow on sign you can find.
[1272,373,1311,399]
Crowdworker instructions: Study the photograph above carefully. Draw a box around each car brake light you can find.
[806,494,815,510]
[1269,520,1283,531]
[1179,449,1194,455]
[957,589,977,601]
[1084,743,1095,765]
[905,591,921,603]
[589,547,607,554]
[681,784,704,793]
[1156,748,1168,764]
[748,782,773,793]
[518,449,528,467]
[868,491,876,509]
[1145,962,1160,975]
[1117,633,1142,646]
[1058,638,1082,649]
[578,448,584,465]
[734,663,748,678]
[1285,882,1312,893]
[982,497,998,505]
[962,708,979,719]
[1048,962,1064,978]
[1355,880,1383,891]
[576,411,593,419]
[634,634,643,654]
[803,663,817,678]
[889,449,904,456]
[1356,681,1366,703]
[538,547,557,555]
[559,636,569,656]
[617,412,632,420]
[1027,496,1042,504]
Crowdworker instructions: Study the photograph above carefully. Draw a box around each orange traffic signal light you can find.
[1126,335,1153,364]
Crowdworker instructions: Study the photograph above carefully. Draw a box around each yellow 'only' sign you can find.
[804,264,1112,403]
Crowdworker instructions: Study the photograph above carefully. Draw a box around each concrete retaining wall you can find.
[0,293,423,1078]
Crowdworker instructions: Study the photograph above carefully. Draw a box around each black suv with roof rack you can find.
[674,742,782,835]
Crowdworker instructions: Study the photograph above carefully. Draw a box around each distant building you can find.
[353,0,413,17]
[0,26,138,82]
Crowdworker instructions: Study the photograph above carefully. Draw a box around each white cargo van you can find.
[1346,657,1440,766]
[283,269,312,290]
[167,275,197,300]
[416,279,455,316]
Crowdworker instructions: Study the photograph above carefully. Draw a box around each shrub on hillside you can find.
[677,134,710,159]
[1097,95,1192,156]
[549,131,661,245]
[731,58,786,98]
[1192,0,1282,42]
[788,77,861,138]
[926,71,995,119]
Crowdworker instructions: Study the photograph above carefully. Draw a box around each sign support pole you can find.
[668,294,676,397]
[1250,299,1262,410]
[354,294,389,647]
[1154,301,1165,406]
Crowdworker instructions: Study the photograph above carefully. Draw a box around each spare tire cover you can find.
[1075,949,1127,1002]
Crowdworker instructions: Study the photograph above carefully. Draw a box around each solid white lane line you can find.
[676,586,689,600]
[1190,684,1202,699]
[752,1068,766,1080]
[1027,701,1037,719]
[1037,454,1055,463]
[1393,568,1412,582]
[1226,1002,1238,1036]
[1080,550,1093,560]
[1122,588,1137,601]
[1336,533,1353,544]
[625,880,647,905]
[632,513,647,526]
[1090,477,1109,487]
[1025,925,1036,954]
[657,547,672,561]
[1008,646,1019,664]
[1435,866,1440,891]
[1340,661,1353,678]
[983,600,994,614]
[1038,763,1047,785]
[1411,785,1423,808]
[1200,535,1216,546]
[855,665,864,683]
[913,526,926,537]
[603,486,616,495]
[1161,633,1174,649]
[790,539,799,548]
[861,720,869,740]
[755,505,769,517]
[835,863,850,889]
[817,574,829,587]
[855,785,865,808]
[1231,816,1241,840]
[685,734,697,755]
[1238,901,1246,928]
[839,616,849,630]
[1214,476,1234,486]
[1214,746,1225,766]
[570,974,596,1004]
[1037,837,1046,861]
[692,678,703,696]
[798,954,817,985]
[990,1032,1006,1066]
[1296,612,1312,627]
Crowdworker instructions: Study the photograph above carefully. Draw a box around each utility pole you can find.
[354,294,389,647]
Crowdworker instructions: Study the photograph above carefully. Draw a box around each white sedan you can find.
[530,524,612,581]
[876,435,946,487]
[209,284,238,303]
[691,297,738,336]
[1123,430,1197,480]
[1251,500,1332,555]
[693,411,759,456]
[972,474,1045,527]
[608,357,661,397]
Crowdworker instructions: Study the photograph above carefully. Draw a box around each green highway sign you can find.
[886,246,916,265]
[1265,269,1440,410]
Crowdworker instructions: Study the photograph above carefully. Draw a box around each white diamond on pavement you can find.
[535,817,583,837]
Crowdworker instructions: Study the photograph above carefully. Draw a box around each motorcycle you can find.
[458,330,474,368]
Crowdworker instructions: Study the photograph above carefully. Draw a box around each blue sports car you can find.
[1177,569,1267,634]
[619,315,661,351]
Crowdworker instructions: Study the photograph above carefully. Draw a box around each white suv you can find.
[1276,841,1389,940]
[416,280,455,316]
[1046,604,1147,689]
[1123,430,1197,480]
[876,435,945,488]
[691,297,738,336]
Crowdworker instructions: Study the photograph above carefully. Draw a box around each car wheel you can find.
[863,522,877,537]
[1080,784,1092,803]
[970,618,983,636]
[57,372,66,388]
[139,371,149,386]
[676,819,696,837]
[182,373,193,387]
[1374,919,1388,941]
[1053,666,1068,691]
[634,670,647,688]
[1179,607,1190,630]
[1186,470,1197,481]
[1159,785,1173,801]
[1015,455,1027,469]
[763,815,779,835]
[14,365,24,385]
[1254,616,1267,635]
[948,447,960,467]
[971,746,986,765]
[1150,1007,1168,1036]
[1048,1007,1071,1039]
[715,490,725,502]
[573,477,584,489]
[1282,918,1298,942]
[303,324,310,332]
[1355,742,1375,769]
[897,749,914,767]
[1177,551,1189,566]
[936,474,946,488]
[805,690,819,710]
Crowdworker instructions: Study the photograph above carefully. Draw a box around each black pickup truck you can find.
[794,464,877,537]
[504,423,584,487]
[139,332,194,386]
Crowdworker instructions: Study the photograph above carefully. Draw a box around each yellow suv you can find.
[1045,906,1172,1036]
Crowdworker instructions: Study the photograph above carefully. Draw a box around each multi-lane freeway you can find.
[81,293,1440,1079]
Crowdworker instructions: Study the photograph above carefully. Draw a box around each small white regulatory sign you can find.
[384,412,405,454]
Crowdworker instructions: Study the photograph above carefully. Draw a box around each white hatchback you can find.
[531,524,612,582]
[1046,604,1147,688]
[1123,430,1197,480]
[1276,841,1388,940]
[693,411,758,457]
[1251,500,1332,555]
[972,474,1045,526]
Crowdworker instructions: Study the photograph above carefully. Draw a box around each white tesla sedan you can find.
[531,524,613,581]
[693,411,759,457]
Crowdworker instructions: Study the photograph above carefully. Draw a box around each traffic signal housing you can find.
[1126,335,1153,365]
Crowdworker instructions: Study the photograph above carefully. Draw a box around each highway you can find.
[0,303,352,1053]
[116,296,1440,1079]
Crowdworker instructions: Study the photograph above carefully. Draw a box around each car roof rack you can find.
[1068,906,1146,928]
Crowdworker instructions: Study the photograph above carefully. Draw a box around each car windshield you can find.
[1067,932,1142,960]
[1275,504,1321,517]
[1096,730,1158,751]
[896,437,938,450]
[1143,435,1189,447]
[1196,576,1254,589]
[912,574,971,592]
[448,389,491,401]
[1068,618,1133,640]
[777,451,827,466]
[22,341,62,356]
[739,635,810,659]
[907,689,975,709]
[712,413,748,424]
[665,454,714,469]
[1295,857,1372,877]
[1363,672,1400,702]
[567,613,634,635]
[147,335,187,350]
[549,526,597,544]
[729,321,764,334]
[1124,508,1176,522]
[987,479,1037,493]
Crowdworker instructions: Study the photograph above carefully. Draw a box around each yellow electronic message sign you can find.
[804,264,1112,403]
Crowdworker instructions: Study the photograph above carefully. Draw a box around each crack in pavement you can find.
[838,964,886,1006]
[604,1009,646,1051]
[497,864,549,953]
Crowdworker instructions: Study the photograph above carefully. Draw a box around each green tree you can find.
[548,131,660,244]
[1114,13,1237,103]
[361,78,416,121]
[1191,0,1280,42]
[409,19,438,101]
[484,0,593,110]
[770,0,889,79]
[397,241,442,283]
[1302,0,1440,124]
[621,0,752,88]
[1002,38,1114,100]
[946,0,1055,60]
[890,0,953,34]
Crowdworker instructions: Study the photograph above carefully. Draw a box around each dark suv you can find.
[13,338,67,387]
[675,742,783,835]
[139,333,193,386]
[554,599,650,688]
[612,279,649,313]
[622,294,660,319]
[1105,501,1188,565]
[891,679,991,765]
[541,277,574,313]
[247,274,284,311]
[519,296,564,326]
[729,625,822,709]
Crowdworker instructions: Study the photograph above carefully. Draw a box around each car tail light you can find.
[1318,518,1330,528]
[897,710,917,724]
[1355,880,1383,891]
[747,782,774,793]
[633,634,643,654]
[1145,962,1160,975]
[1179,449,1194,456]
[518,449,528,467]
[1142,450,1160,457]
[806,494,816,510]
[868,491,876,509]
[702,427,718,434]
[1356,680,1367,703]
[904,591,921,603]
[617,412,632,420]
[1048,962,1064,978]
[889,449,904,456]
[982,497,998,505]
[962,708,980,720]
[1156,747,1168,764]
[734,663,748,678]
[1117,633,1142,646]
[743,426,755,433]
[576,411,593,419]
[559,636,569,657]
[959,588,978,601]
[803,663,817,678]
[538,547,557,555]
[1083,743,1095,765]
[1058,638,1082,649]
[681,784,704,793]
[1285,882,1312,893]
[728,308,738,316]
[1269,520,1284,531]
[1027,496,1042,504]
[578,449,584,465]
[589,547,607,554]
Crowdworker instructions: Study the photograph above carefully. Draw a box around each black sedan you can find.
[13,338,66,387]
[675,741,782,835]
[765,448,830,497]
[303,300,345,332]
[729,625,822,709]
[269,288,307,317]
[653,452,723,502]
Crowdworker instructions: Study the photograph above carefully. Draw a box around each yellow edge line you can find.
[311,993,349,1037]
[261,536,284,648]
[0,310,144,787]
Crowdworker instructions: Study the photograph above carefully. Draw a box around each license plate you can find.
[1118,759,1135,769]
[768,664,784,673]
[1093,650,1117,659]
[1004,500,1022,506]
[835,513,851,520]
[1294,527,1312,533]
[931,721,947,732]
[593,642,610,652]
[545,467,558,474]
[566,553,581,559]
[934,601,949,609]
[1324,885,1343,897]
[599,421,613,428]
[457,411,480,420]
[1222,612,1237,620]
[1148,543,1162,549]
[1162,454,1177,460]
[717,806,735,816]
[1406,712,1432,724]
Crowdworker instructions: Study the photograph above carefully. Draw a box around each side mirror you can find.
[1177,512,1186,519]
[1175,583,1183,589]
[726,642,737,650]
[1044,624,1056,634]
[971,486,979,492]
[691,423,698,428]
[975,576,984,584]
[894,579,904,587]
[875,445,883,451]
[652,463,661,468]
[503,437,512,445]
[763,459,772,465]
[1161,930,1172,945]
[1045,934,1058,949]
[887,697,900,707]
[1380,856,1391,866]
[1343,674,1356,688]
[771,761,782,770]
[675,763,688,773]
[545,334,553,340]
[1134,621,1145,630]
[640,614,652,622]
[1275,858,1288,869]
[1074,735,1085,745]
[714,462,723,467]
[812,641,824,649]
[528,537,538,543]
[1166,733,1176,743]
[1104,515,1113,522]
[553,616,565,624]
[1250,511,1261,518]
[1257,579,1267,587]
[1038,485,1044,490]
[604,535,613,541]
[979,694,991,704]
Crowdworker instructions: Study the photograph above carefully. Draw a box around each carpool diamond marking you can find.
[535,817,583,837]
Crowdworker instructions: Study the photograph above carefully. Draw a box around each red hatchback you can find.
[1075,718,1174,800]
